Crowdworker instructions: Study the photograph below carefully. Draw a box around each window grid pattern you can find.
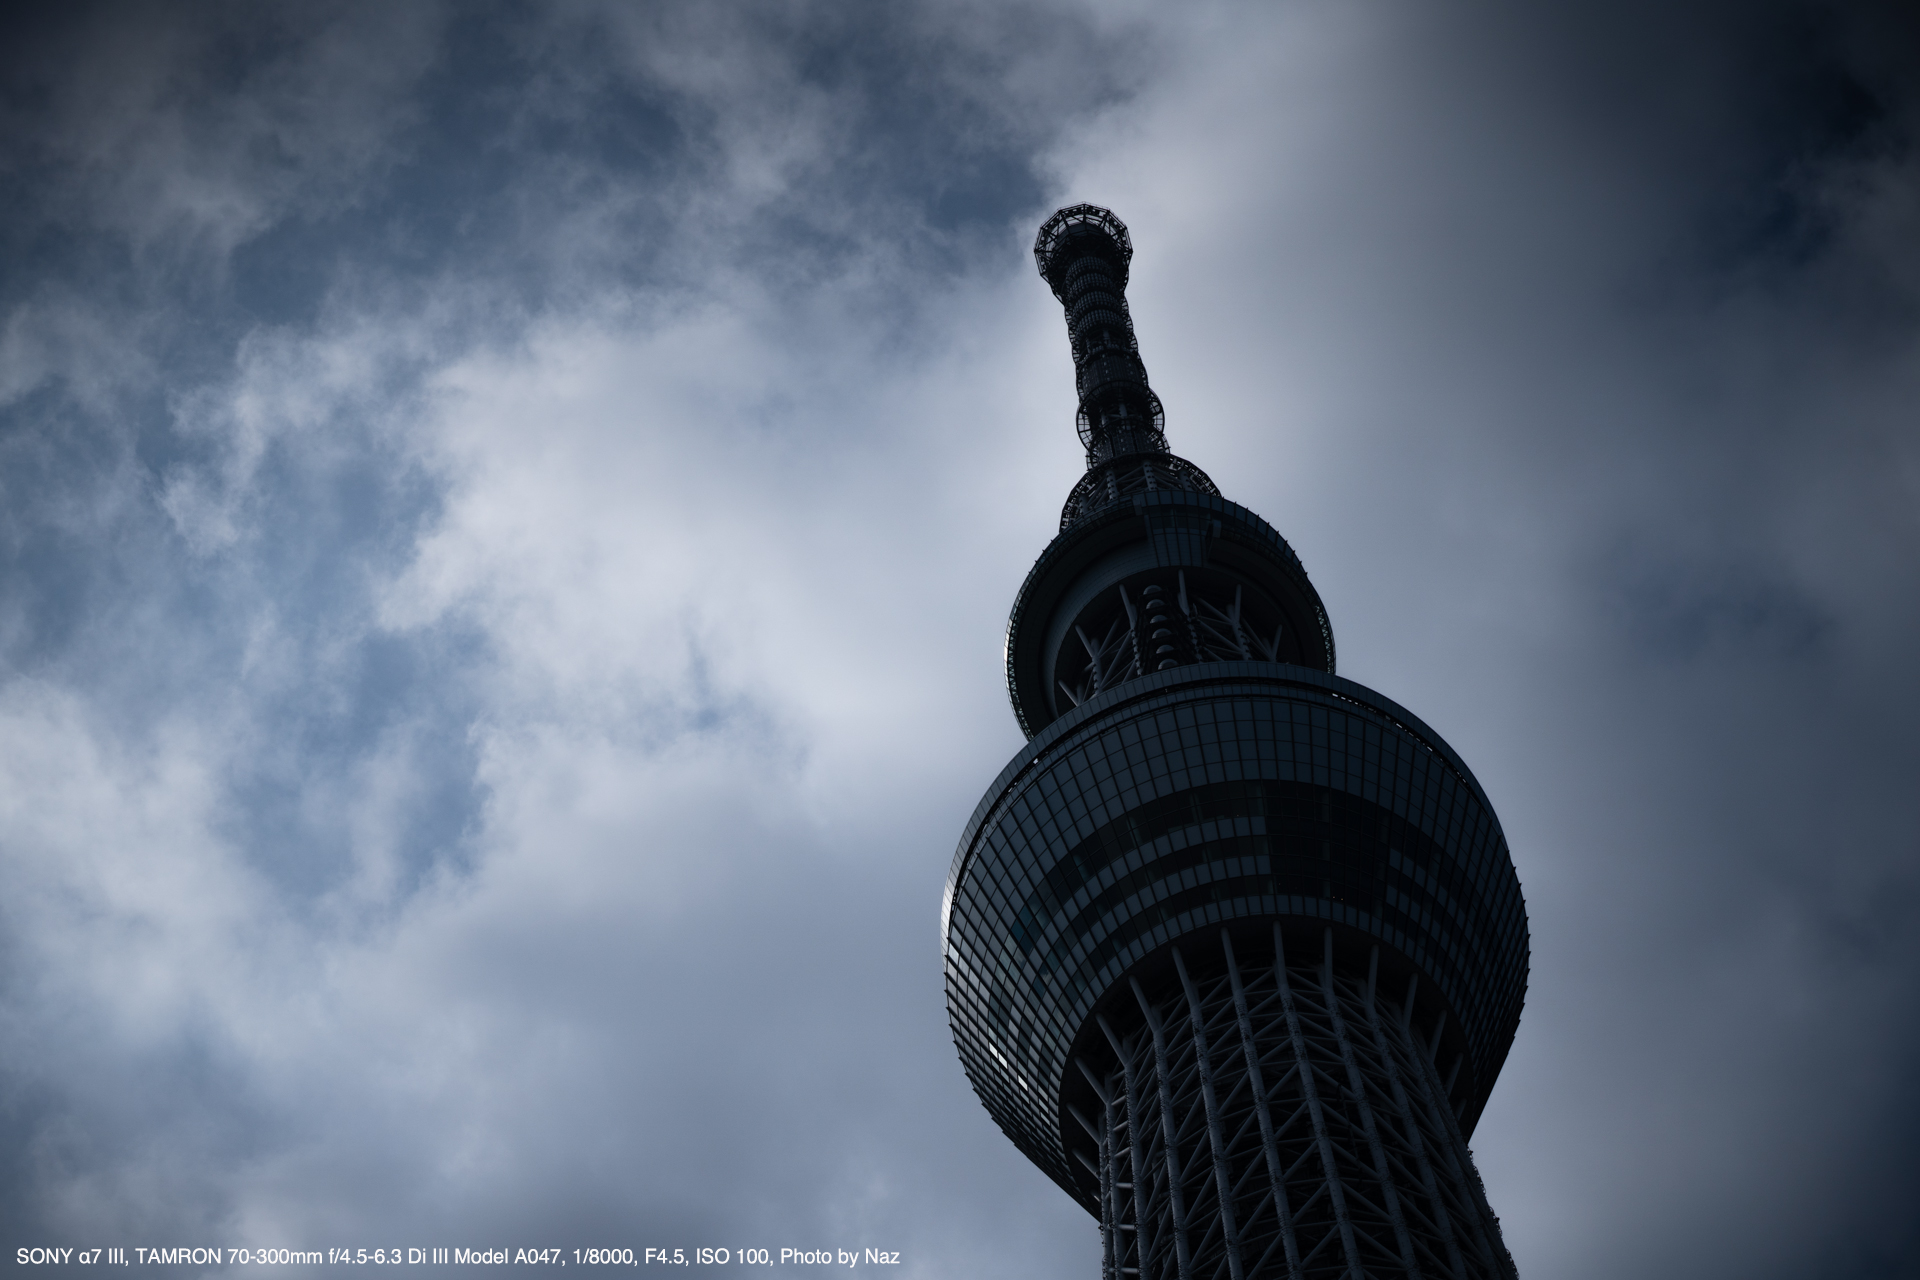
[943,663,1528,1212]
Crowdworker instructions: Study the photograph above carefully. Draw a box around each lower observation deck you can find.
[941,661,1529,1265]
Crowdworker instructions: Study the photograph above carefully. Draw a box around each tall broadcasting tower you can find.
[942,206,1528,1280]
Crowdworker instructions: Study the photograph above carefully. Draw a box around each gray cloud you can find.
[1,0,1917,1277]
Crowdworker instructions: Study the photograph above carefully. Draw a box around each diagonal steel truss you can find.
[1075,926,1519,1280]
[1057,571,1290,709]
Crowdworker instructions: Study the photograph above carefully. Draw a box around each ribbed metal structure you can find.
[1086,927,1513,1280]
[1035,203,1170,465]
[943,206,1528,1280]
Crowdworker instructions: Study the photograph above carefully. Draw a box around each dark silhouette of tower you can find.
[943,206,1528,1280]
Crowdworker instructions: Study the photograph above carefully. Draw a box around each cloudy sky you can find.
[2,0,1917,1275]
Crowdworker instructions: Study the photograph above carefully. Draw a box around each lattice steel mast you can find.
[944,206,1529,1280]
[1035,205,1226,534]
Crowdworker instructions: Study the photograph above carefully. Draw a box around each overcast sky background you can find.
[1,0,1917,1276]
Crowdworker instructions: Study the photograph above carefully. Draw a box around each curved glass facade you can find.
[942,662,1528,1208]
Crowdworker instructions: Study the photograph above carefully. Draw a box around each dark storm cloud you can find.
[0,0,1104,894]
[0,0,1917,1277]
[0,1,1146,1271]
[1255,5,1920,1276]
[1056,2,1920,1276]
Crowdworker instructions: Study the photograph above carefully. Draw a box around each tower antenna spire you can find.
[1034,204,1166,465]
[1035,204,1225,531]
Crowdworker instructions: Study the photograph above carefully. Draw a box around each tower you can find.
[942,206,1528,1280]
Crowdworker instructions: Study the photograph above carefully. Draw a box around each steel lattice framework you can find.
[1083,927,1515,1280]
[1036,203,1173,466]
[944,206,1529,1280]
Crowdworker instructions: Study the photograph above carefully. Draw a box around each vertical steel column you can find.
[1102,1101,1120,1280]
[1400,981,1508,1280]
[1411,1038,1516,1280]
[1221,931,1305,1280]
[1101,1015,1157,1279]
[1131,980,1195,1280]
[1111,1098,1140,1280]
[1075,1112,1116,1280]
[1272,923,1364,1280]
[1173,948,1247,1280]
[1362,950,1469,1280]
[1321,929,1424,1279]
[1087,1063,1138,1280]
[1079,1062,1123,1280]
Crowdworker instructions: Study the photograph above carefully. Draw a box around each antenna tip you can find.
[1034,204,1132,297]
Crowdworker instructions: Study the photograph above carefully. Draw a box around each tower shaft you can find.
[1090,928,1515,1280]
[1035,204,1167,464]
